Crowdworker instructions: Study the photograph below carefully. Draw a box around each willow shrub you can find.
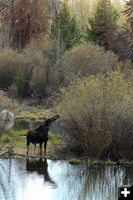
[57,71,133,160]
[0,38,61,98]
[21,38,61,97]
[0,49,20,89]
[62,43,119,76]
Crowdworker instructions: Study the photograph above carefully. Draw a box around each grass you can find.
[16,108,54,120]
[89,160,102,165]
[0,129,62,156]
[106,160,117,165]
[69,159,82,165]
[10,129,27,136]
[49,132,61,147]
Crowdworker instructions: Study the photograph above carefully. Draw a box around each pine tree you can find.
[124,0,133,60]
[51,2,81,52]
[124,0,133,40]
[86,0,119,50]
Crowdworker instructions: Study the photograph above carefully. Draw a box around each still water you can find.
[0,158,132,200]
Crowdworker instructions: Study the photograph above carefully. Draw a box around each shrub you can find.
[57,71,133,160]
[13,68,25,98]
[0,49,20,89]
[30,66,47,97]
[62,43,119,76]
[0,38,61,98]
[21,38,61,98]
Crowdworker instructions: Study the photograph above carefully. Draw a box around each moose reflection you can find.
[26,158,56,185]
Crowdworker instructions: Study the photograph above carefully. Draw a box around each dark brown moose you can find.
[26,115,60,156]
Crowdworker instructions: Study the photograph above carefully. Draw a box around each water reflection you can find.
[13,120,41,130]
[0,158,133,200]
[26,158,56,185]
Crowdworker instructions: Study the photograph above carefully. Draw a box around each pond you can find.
[13,119,61,134]
[0,158,133,200]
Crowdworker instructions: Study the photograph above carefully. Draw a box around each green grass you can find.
[16,109,53,120]
[89,160,102,165]
[106,160,117,165]
[0,129,63,156]
[69,159,82,165]
[0,135,11,143]
[48,132,62,150]
[10,129,27,137]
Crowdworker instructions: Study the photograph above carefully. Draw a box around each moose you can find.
[26,115,60,156]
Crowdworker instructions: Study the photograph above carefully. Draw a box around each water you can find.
[0,158,132,200]
[13,119,61,134]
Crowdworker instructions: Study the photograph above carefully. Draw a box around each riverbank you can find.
[0,107,133,164]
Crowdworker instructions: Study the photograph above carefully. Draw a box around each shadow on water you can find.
[26,158,56,186]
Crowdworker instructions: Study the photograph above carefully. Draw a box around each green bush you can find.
[13,68,25,97]
[62,43,119,76]
[57,71,133,160]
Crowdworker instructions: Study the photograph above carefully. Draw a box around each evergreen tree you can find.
[124,0,133,40]
[86,0,119,50]
[51,3,81,53]
[124,0,133,61]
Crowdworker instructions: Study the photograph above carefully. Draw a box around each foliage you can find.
[69,159,82,165]
[62,43,119,76]
[124,0,133,39]
[13,68,25,98]
[86,0,119,50]
[0,49,20,89]
[51,2,81,52]
[24,37,61,98]
[0,38,61,98]
[109,31,132,61]
[57,71,133,160]
[0,0,49,50]
[30,66,47,97]
[68,0,92,33]
[123,0,133,61]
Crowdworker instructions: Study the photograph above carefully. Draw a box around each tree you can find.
[68,0,91,33]
[0,0,49,50]
[113,0,126,26]
[47,0,60,17]
[51,2,81,63]
[124,0,133,39]
[123,0,133,60]
[86,0,119,50]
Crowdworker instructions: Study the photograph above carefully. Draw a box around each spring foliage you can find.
[57,71,133,159]
[86,0,119,49]
[51,3,81,50]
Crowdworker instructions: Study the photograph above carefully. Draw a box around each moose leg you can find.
[40,143,43,157]
[34,143,36,155]
[44,139,48,156]
[26,139,30,156]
